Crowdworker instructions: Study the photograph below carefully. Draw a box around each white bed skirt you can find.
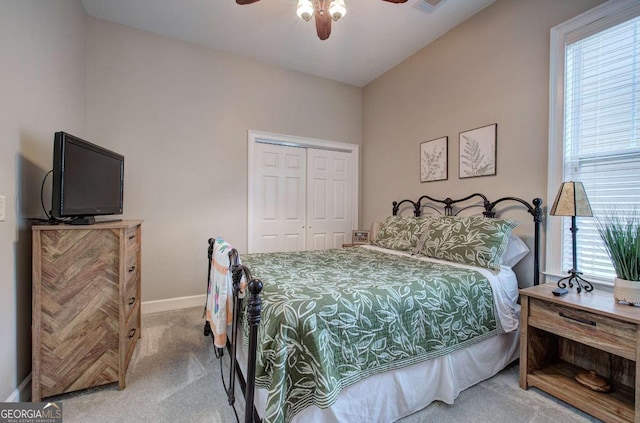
[234,326,520,422]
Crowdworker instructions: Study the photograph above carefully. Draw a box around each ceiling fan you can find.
[236,0,408,40]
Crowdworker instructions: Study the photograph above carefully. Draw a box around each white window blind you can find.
[562,14,640,281]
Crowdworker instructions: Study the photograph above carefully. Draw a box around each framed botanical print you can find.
[420,137,448,182]
[459,123,497,178]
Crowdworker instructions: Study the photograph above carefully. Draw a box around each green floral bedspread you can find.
[241,246,502,423]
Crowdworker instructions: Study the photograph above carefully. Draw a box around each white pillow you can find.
[500,234,530,267]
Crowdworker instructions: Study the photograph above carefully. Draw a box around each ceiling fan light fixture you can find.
[297,0,314,22]
[329,0,346,21]
[239,0,407,40]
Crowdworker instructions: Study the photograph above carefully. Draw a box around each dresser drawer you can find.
[124,302,140,369]
[123,281,139,320]
[124,245,139,285]
[126,226,139,251]
[529,298,637,360]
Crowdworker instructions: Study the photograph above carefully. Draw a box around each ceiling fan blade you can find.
[236,0,261,4]
[382,0,409,3]
[314,6,331,40]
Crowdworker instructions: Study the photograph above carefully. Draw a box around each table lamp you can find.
[550,181,594,293]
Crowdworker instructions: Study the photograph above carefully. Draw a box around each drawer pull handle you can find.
[128,234,136,241]
[559,312,596,326]
[128,328,136,339]
[129,266,136,273]
[128,297,136,305]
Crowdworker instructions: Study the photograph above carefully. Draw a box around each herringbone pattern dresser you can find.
[32,220,142,401]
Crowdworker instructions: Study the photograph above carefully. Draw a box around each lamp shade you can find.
[550,181,593,217]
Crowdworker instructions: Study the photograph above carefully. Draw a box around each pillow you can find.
[411,224,431,256]
[419,215,520,271]
[500,234,530,267]
[373,216,434,251]
[415,215,434,234]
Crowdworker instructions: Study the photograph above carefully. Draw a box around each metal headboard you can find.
[392,193,543,285]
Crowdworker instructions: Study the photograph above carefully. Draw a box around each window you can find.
[548,0,640,284]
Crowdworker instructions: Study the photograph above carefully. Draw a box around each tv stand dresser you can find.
[32,220,142,401]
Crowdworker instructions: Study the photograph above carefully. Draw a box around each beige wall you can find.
[0,0,87,400]
[0,0,608,400]
[86,18,362,302]
[361,0,604,285]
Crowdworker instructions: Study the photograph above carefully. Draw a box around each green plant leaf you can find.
[596,208,640,281]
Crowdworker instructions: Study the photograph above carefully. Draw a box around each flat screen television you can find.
[51,131,124,225]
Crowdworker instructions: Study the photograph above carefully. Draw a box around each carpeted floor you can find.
[50,306,601,423]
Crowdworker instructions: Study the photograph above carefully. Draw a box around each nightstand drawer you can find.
[529,298,637,360]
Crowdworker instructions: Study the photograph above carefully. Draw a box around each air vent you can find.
[412,0,447,13]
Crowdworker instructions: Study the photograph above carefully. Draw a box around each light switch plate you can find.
[0,196,5,221]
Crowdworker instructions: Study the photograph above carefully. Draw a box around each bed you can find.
[205,193,543,423]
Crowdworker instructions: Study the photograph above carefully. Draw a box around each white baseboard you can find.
[6,373,31,402]
[141,294,206,315]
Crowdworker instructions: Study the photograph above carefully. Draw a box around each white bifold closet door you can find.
[253,142,353,253]
[306,148,352,250]
[253,143,306,253]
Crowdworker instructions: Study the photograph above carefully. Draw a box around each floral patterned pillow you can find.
[372,216,434,251]
[419,215,519,271]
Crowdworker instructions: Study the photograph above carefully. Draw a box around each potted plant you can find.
[596,210,640,303]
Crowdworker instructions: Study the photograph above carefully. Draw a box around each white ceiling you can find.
[80,0,495,87]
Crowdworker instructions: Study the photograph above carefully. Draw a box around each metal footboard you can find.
[204,239,262,423]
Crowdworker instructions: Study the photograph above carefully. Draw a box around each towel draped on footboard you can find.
[205,237,245,348]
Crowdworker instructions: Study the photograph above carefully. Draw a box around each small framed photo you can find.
[352,230,370,244]
[459,123,497,178]
[420,136,448,182]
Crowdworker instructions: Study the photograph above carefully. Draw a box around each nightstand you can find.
[519,283,640,422]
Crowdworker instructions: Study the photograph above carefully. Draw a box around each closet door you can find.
[306,149,353,250]
[253,143,306,253]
